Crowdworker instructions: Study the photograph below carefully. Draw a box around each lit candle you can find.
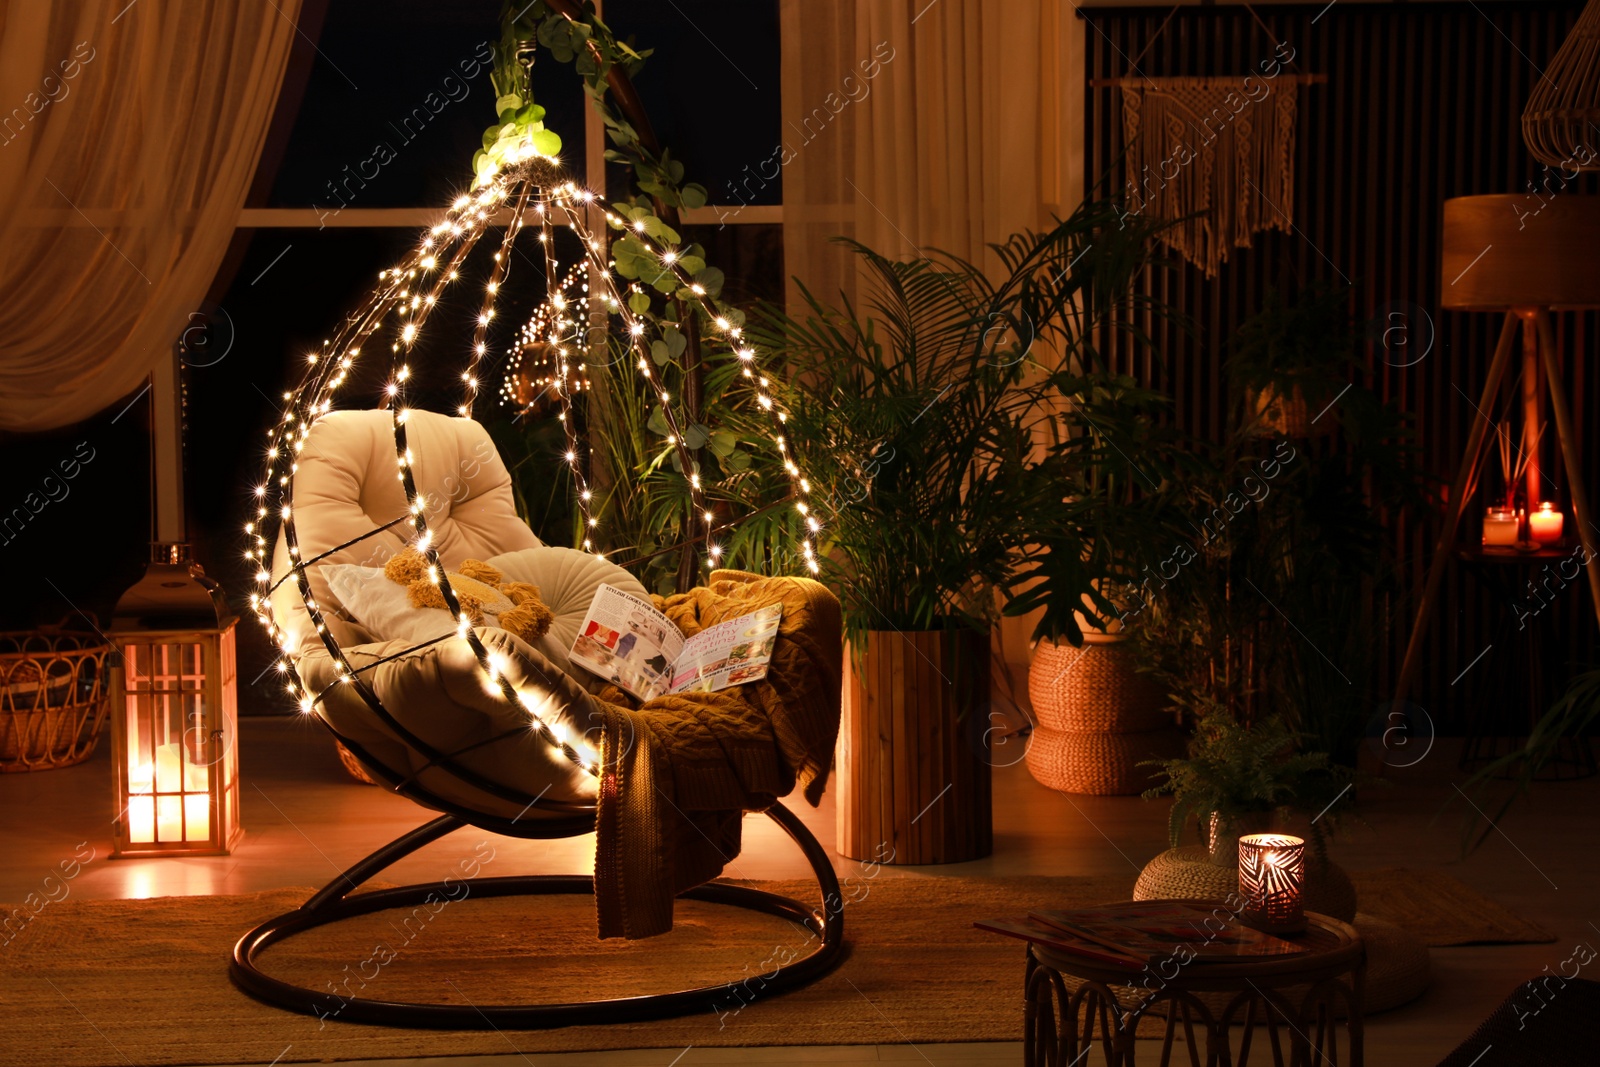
[1483,507,1519,548]
[127,744,211,843]
[1530,502,1565,546]
[128,760,155,843]
[1238,833,1307,934]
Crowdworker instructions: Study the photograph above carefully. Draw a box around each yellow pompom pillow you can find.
[379,549,554,645]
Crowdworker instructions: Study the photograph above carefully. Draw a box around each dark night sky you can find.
[0,1,782,711]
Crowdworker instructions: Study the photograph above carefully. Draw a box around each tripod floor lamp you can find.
[1395,194,1600,705]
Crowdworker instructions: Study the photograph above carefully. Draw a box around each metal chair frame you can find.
[229,726,846,1029]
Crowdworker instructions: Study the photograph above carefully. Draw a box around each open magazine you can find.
[568,583,784,701]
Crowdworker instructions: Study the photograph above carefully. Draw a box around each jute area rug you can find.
[0,870,1548,1066]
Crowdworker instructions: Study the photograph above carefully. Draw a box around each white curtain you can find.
[780,0,1080,311]
[0,0,302,431]
[780,0,1083,701]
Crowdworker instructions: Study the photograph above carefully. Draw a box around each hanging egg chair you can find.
[228,8,841,1030]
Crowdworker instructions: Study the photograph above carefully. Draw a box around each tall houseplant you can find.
[1002,376,1197,795]
[765,199,1171,862]
[1135,289,1429,765]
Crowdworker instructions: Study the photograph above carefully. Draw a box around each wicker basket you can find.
[0,628,112,772]
[335,740,379,785]
[1026,724,1183,795]
[1028,639,1168,734]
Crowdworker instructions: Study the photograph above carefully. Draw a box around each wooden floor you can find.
[3,716,1593,1066]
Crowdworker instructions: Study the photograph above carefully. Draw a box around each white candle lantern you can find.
[110,545,241,857]
[1238,832,1306,934]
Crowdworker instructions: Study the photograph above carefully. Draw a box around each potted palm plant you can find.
[764,199,1168,863]
[1002,375,1194,795]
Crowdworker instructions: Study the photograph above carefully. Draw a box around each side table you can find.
[1023,900,1365,1066]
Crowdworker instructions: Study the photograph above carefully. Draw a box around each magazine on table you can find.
[1027,902,1308,964]
[973,916,1145,969]
[567,583,784,701]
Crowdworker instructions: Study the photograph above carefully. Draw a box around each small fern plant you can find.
[1142,702,1356,866]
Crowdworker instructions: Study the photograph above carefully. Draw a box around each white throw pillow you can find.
[321,547,647,682]
[322,564,456,647]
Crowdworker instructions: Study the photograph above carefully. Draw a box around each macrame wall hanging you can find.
[1096,5,1324,278]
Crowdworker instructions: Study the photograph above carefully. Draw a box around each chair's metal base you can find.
[229,803,845,1029]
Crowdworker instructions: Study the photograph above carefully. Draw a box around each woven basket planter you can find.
[1,628,111,772]
[1026,636,1177,795]
[1026,724,1183,795]
[1028,638,1168,734]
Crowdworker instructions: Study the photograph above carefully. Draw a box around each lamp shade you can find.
[1441,195,1600,311]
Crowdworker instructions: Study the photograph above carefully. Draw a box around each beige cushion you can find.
[270,409,542,655]
[270,409,611,814]
[298,628,600,815]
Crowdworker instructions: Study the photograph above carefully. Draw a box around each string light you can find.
[250,153,825,790]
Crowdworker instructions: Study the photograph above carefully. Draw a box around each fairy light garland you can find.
[249,154,819,780]
[501,260,591,409]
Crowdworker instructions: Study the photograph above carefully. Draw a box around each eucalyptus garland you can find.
[481,0,796,591]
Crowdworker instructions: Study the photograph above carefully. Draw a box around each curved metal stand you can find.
[230,803,845,1029]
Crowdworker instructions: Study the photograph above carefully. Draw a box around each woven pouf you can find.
[1134,845,1358,923]
[1354,913,1431,1012]
[1027,638,1178,795]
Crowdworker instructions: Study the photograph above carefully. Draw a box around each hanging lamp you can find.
[1523,0,1600,167]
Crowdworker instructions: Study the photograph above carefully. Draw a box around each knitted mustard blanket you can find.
[592,570,842,939]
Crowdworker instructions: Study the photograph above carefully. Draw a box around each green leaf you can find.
[650,339,671,366]
[680,184,708,210]
[628,290,651,314]
[640,216,681,245]
[698,267,725,297]
[709,430,738,458]
[682,424,710,451]
[646,405,670,437]
[663,325,687,358]
[726,449,752,471]
[517,103,546,123]
[495,93,524,115]
[648,269,679,294]
[530,128,562,157]
[678,255,706,276]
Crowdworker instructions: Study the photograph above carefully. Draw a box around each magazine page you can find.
[666,602,784,695]
[569,584,684,701]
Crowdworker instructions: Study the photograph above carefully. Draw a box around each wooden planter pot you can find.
[837,628,992,864]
